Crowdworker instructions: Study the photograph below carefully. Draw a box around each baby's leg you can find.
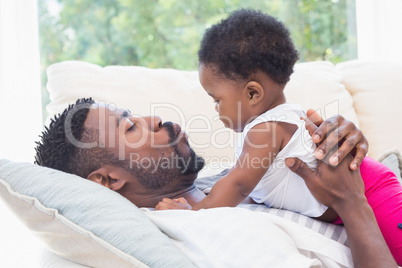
[360,157,402,265]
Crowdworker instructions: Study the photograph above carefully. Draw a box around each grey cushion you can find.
[0,159,195,268]
[377,148,402,183]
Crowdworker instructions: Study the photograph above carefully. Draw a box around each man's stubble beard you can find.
[124,122,205,190]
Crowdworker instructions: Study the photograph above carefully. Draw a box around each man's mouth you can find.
[174,124,181,136]
[162,121,187,144]
[173,123,188,139]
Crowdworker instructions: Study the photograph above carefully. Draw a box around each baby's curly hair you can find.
[35,98,121,179]
[198,9,299,84]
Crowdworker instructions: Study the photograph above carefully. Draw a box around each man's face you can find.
[83,103,204,190]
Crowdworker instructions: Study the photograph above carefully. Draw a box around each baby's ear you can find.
[245,81,264,104]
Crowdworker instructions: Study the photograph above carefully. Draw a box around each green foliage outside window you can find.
[38,0,356,121]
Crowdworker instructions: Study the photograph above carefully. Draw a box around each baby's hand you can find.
[155,197,192,210]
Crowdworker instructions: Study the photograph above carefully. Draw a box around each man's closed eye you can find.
[127,123,136,131]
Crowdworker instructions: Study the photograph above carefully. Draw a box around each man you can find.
[35,98,397,267]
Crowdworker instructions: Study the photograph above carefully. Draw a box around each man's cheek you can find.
[150,135,173,148]
[116,135,148,160]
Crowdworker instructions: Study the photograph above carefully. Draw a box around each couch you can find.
[1,60,402,267]
[45,60,402,162]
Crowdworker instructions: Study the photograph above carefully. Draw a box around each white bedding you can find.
[143,206,353,268]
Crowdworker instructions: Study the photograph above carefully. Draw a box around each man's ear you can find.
[244,81,264,105]
[87,167,126,192]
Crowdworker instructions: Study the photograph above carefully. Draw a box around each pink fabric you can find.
[333,157,402,265]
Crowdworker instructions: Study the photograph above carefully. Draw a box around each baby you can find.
[157,9,402,263]
[161,9,334,220]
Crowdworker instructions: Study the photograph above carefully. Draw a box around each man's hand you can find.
[305,109,368,170]
[284,155,365,209]
[155,197,192,210]
[285,156,397,267]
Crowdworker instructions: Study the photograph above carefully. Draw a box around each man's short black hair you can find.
[198,9,299,84]
[35,97,120,179]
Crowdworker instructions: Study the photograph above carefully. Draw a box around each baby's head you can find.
[198,9,299,132]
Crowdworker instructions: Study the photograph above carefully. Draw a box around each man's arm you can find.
[285,156,397,268]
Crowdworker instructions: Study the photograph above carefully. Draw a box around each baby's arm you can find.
[192,122,285,210]
[156,122,286,210]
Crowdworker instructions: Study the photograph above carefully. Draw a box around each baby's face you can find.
[198,64,252,132]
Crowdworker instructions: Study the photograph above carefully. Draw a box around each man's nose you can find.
[145,116,162,131]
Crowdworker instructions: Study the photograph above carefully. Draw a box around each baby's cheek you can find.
[218,116,232,129]
[218,115,226,124]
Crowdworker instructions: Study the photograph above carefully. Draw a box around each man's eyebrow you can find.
[117,110,131,127]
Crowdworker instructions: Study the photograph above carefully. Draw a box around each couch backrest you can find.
[46,60,401,161]
[335,60,402,159]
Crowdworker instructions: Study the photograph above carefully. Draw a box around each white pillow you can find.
[285,61,359,126]
[0,159,195,268]
[46,60,360,163]
[46,61,235,163]
[336,60,402,159]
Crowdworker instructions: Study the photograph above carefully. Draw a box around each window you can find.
[38,0,357,120]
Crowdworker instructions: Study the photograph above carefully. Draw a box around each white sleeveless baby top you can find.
[235,103,327,217]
